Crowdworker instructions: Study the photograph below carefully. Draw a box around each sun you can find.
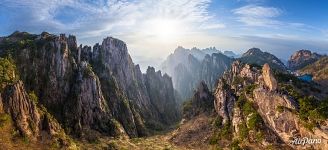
[146,18,182,42]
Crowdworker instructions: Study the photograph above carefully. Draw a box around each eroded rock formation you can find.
[262,63,278,91]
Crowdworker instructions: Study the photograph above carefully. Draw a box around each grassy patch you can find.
[230,139,241,150]
[238,122,249,139]
[248,113,263,130]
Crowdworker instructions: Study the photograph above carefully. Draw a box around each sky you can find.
[0,0,328,71]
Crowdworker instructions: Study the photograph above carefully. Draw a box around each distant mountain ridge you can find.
[239,48,287,71]
[161,46,233,100]
[288,49,324,70]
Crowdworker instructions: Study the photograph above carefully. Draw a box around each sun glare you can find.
[146,18,182,42]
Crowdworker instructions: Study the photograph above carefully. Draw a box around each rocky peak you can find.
[239,48,287,71]
[242,48,263,56]
[174,46,188,53]
[288,49,323,70]
[223,51,239,58]
[67,35,77,50]
[262,63,277,91]
[102,37,128,54]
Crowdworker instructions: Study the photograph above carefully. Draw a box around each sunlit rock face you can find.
[1,81,67,142]
[262,63,277,91]
[214,78,236,124]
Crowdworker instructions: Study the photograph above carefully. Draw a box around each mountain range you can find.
[0,31,328,149]
[0,31,181,148]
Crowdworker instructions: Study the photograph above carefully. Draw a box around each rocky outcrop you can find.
[2,81,40,138]
[262,63,277,91]
[213,60,328,149]
[288,50,323,70]
[214,79,236,124]
[1,80,71,147]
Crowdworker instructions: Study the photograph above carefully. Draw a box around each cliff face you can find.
[212,60,328,149]
[144,67,180,126]
[0,31,181,139]
[288,50,323,70]
[0,80,74,148]
[2,81,41,138]
[201,53,233,90]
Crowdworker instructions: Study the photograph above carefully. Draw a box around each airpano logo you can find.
[290,137,322,145]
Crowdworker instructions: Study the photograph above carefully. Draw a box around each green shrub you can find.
[214,116,223,128]
[28,91,38,105]
[280,84,302,100]
[238,122,249,139]
[209,134,219,145]
[248,113,263,130]
[220,122,232,139]
[255,131,264,142]
[245,84,257,95]
[242,101,255,116]
[0,57,18,90]
[298,96,328,132]
[236,94,256,116]
[233,76,244,85]
[230,139,241,150]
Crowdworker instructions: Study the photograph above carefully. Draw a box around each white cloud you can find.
[232,5,282,27]
[2,0,221,37]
